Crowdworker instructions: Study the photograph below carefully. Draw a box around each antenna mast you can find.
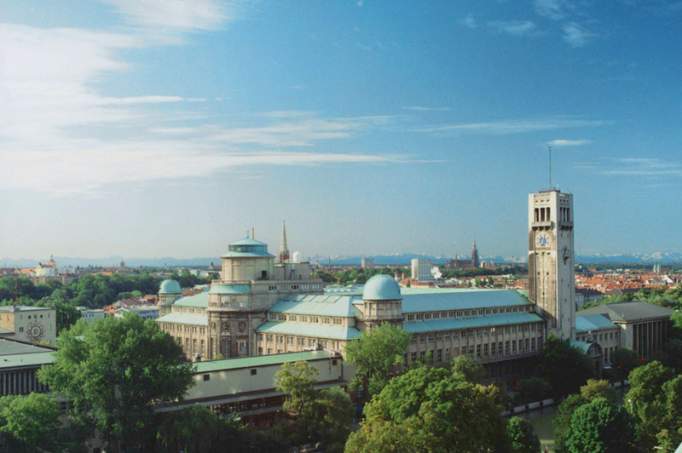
[547,145,552,189]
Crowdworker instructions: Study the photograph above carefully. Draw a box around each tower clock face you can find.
[536,233,551,248]
[26,322,44,340]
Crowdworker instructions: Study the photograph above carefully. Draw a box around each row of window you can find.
[258,335,341,351]
[410,324,542,344]
[162,323,206,335]
[266,283,322,292]
[406,305,527,321]
[268,313,345,325]
[408,337,542,364]
[576,331,617,344]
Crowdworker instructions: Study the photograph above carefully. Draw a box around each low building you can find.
[77,307,106,323]
[0,305,57,346]
[115,305,159,320]
[0,338,55,396]
[578,302,673,360]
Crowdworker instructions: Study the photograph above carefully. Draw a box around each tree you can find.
[506,416,540,453]
[451,354,486,383]
[0,393,62,452]
[537,336,594,398]
[609,348,639,383]
[346,365,508,452]
[345,323,410,397]
[579,379,617,404]
[564,398,635,453]
[38,314,193,451]
[515,377,552,404]
[624,361,675,450]
[554,394,587,453]
[275,361,353,452]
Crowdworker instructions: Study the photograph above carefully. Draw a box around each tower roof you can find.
[159,279,182,295]
[362,274,402,301]
[222,237,273,258]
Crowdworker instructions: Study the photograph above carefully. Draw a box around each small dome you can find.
[159,279,182,295]
[363,274,401,301]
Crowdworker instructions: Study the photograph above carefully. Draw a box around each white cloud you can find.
[0,22,405,196]
[460,14,478,29]
[417,118,609,135]
[562,22,595,47]
[100,0,234,31]
[402,106,451,112]
[534,0,567,20]
[488,20,538,36]
[547,139,592,147]
[601,158,682,177]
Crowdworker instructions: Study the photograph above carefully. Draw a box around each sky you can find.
[1,0,682,260]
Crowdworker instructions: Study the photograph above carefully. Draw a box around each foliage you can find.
[0,393,62,452]
[537,336,594,398]
[655,337,682,373]
[583,286,682,311]
[506,416,541,453]
[579,379,617,404]
[515,377,552,404]
[451,354,486,383]
[345,323,410,397]
[624,361,675,450]
[38,314,193,451]
[275,361,353,452]
[608,348,640,382]
[553,394,588,453]
[564,397,635,453]
[346,365,509,453]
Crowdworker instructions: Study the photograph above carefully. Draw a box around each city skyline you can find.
[2,1,682,259]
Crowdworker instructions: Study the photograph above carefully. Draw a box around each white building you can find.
[77,307,106,323]
[411,258,433,281]
[0,306,57,346]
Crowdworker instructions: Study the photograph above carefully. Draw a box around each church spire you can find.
[279,220,290,263]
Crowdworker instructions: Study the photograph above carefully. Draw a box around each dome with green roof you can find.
[363,274,401,301]
[159,279,182,295]
[222,237,274,258]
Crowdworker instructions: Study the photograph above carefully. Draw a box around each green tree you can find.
[506,416,540,453]
[38,314,193,451]
[554,394,588,452]
[346,365,508,452]
[0,393,62,452]
[515,377,552,404]
[451,354,486,383]
[564,398,635,453]
[624,361,675,450]
[275,361,353,452]
[537,336,594,398]
[579,379,617,404]
[345,323,410,398]
[609,348,639,383]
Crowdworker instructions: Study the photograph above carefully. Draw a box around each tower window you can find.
[535,208,539,222]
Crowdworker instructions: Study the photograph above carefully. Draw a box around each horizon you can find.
[2,1,682,259]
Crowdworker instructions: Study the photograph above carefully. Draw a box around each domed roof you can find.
[159,279,182,295]
[362,274,401,301]
[222,237,273,258]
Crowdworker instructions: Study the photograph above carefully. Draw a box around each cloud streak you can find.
[562,22,595,47]
[100,0,235,31]
[547,139,592,147]
[488,20,538,36]
[417,118,609,135]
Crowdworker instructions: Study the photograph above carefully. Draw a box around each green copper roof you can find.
[576,314,617,332]
[363,274,401,301]
[194,350,335,373]
[209,284,251,295]
[222,238,273,258]
[257,321,361,340]
[403,312,543,334]
[400,289,530,313]
[570,340,599,354]
[173,292,209,308]
[156,312,208,326]
[578,302,673,323]
[270,294,361,317]
[159,279,182,294]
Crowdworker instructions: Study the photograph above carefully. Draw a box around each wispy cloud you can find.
[100,0,235,31]
[488,20,538,36]
[547,139,592,147]
[460,14,478,29]
[417,118,609,135]
[0,22,406,196]
[534,0,568,20]
[562,22,595,47]
[601,158,682,177]
[402,106,451,112]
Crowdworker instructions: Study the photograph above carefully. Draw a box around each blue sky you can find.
[1,0,681,260]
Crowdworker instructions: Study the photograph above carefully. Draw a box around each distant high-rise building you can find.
[528,189,576,340]
[471,241,480,269]
[361,257,374,269]
[278,221,290,263]
[411,258,433,281]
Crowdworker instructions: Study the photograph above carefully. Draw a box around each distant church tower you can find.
[278,221,290,263]
[528,189,576,340]
[471,241,480,268]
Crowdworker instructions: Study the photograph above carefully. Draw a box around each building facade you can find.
[0,306,57,346]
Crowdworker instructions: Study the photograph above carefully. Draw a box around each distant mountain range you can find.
[2,252,682,269]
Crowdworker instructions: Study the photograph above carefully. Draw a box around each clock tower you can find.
[528,189,575,340]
